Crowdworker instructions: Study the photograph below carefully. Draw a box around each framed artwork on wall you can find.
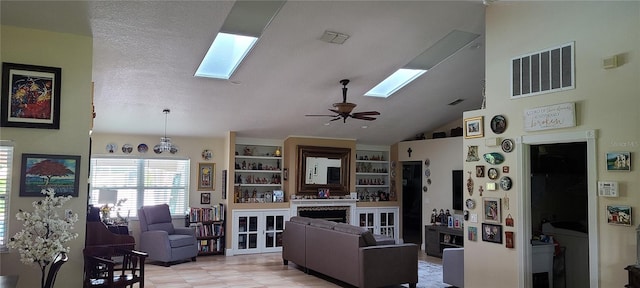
[197,162,215,190]
[20,154,81,197]
[483,197,501,223]
[1,62,62,129]
[482,223,503,244]
[606,152,631,171]
[607,205,632,226]
[464,116,484,139]
[200,192,211,204]
[221,169,227,199]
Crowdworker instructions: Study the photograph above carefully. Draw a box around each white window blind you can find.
[90,157,190,217]
[0,143,14,251]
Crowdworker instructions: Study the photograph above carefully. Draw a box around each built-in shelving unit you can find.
[355,146,390,201]
[234,143,283,203]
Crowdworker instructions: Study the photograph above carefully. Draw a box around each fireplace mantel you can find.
[290,199,357,225]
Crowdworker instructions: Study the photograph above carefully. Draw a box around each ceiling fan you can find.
[306,79,380,123]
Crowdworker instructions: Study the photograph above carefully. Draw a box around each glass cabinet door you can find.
[379,211,395,238]
[237,215,259,250]
[358,211,375,233]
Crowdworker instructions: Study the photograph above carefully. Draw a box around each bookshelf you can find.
[189,204,225,256]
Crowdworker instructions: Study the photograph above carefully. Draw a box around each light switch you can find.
[470,213,478,223]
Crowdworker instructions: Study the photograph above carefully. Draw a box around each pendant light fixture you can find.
[154,109,178,154]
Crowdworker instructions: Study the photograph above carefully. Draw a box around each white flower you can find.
[8,188,79,268]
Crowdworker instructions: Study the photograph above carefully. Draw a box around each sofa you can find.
[282,216,418,288]
[442,247,464,287]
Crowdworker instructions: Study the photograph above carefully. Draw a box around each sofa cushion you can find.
[374,234,396,245]
[333,223,377,246]
[309,218,338,229]
[289,216,312,225]
[168,234,195,248]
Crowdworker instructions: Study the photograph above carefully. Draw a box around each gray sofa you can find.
[442,247,464,287]
[282,216,418,288]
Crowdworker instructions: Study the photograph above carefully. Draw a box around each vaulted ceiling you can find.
[1,1,486,145]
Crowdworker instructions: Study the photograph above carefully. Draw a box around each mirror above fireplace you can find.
[297,145,351,196]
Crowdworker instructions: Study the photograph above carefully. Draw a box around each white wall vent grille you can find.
[511,42,575,99]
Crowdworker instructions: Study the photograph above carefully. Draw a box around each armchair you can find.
[138,204,198,266]
[442,247,464,288]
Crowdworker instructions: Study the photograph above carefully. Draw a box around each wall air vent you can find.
[511,42,575,99]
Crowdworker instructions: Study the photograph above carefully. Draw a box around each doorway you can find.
[402,161,422,245]
[520,130,598,288]
[530,142,588,288]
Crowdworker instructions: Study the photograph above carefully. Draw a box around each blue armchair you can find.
[138,204,198,266]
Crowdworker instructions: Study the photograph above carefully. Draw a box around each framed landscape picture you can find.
[464,116,484,139]
[1,62,62,129]
[607,205,632,226]
[20,154,80,197]
[606,152,631,171]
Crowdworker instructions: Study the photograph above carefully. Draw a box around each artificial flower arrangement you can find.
[8,188,78,288]
[100,198,128,224]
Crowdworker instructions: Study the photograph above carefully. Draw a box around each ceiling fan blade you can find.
[305,114,338,117]
[330,116,343,122]
[351,115,377,121]
[328,109,340,114]
[352,111,380,116]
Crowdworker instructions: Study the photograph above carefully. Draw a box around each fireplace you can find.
[298,206,349,223]
[290,198,357,226]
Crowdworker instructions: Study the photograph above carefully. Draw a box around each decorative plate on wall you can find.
[488,168,499,180]
[121,144,133,154]
[106,143,117,153]
[500,176,513,191]
[424,169,431,177]
[424,158,431,167]
[501,138,514,153]
[466,198,476,209]
[490,115,507,134]
[137,143,148,153]
[483,152,505,165]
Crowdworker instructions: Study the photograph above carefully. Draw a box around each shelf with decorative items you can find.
[188,205,225,256]
[355,147,390,202]
[234,143,283,204]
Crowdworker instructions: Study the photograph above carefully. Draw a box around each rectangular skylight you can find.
[194,32,258,79]
[364,69,427,98]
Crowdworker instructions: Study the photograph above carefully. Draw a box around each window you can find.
[90,157,190,218]
[0,142,14,251]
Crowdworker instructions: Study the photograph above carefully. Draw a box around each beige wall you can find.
[463,2,640,287]
[398,137,463,248]
[0,26,93,287]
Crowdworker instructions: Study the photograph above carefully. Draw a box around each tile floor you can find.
[142,251,448,288]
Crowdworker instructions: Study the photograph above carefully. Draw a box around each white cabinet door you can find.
[356,207,399,241]
[232,209,289,255]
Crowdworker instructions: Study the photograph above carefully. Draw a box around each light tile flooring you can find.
[142,251,448,288]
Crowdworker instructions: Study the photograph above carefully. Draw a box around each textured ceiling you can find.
[1,1,486,145]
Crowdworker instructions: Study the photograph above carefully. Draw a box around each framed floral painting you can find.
[1,63,62,129]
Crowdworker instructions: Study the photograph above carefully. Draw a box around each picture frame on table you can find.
[606,152,631,171]
[483,197,501,223]
[20,153,81,197]
[607,205,632,226]
[482,223,503,244]
[197,162,215,190]
[464,116,484,139]
[1,62,62,129]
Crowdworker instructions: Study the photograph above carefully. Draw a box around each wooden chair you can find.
[43,252,69,288]
[83,247,147,288]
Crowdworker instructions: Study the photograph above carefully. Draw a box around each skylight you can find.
[194,32,258,79]
[364,69,427,98]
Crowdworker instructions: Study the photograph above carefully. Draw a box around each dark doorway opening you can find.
[530,142,588,288]
[402,161,422,245]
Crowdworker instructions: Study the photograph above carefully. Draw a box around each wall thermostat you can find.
[598,181,619,197]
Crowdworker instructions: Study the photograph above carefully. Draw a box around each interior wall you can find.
[0,25,93,288]
[465,2,640,287]
[397,137,463,247]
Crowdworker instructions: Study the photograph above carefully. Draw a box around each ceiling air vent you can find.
[448,99,464,106]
